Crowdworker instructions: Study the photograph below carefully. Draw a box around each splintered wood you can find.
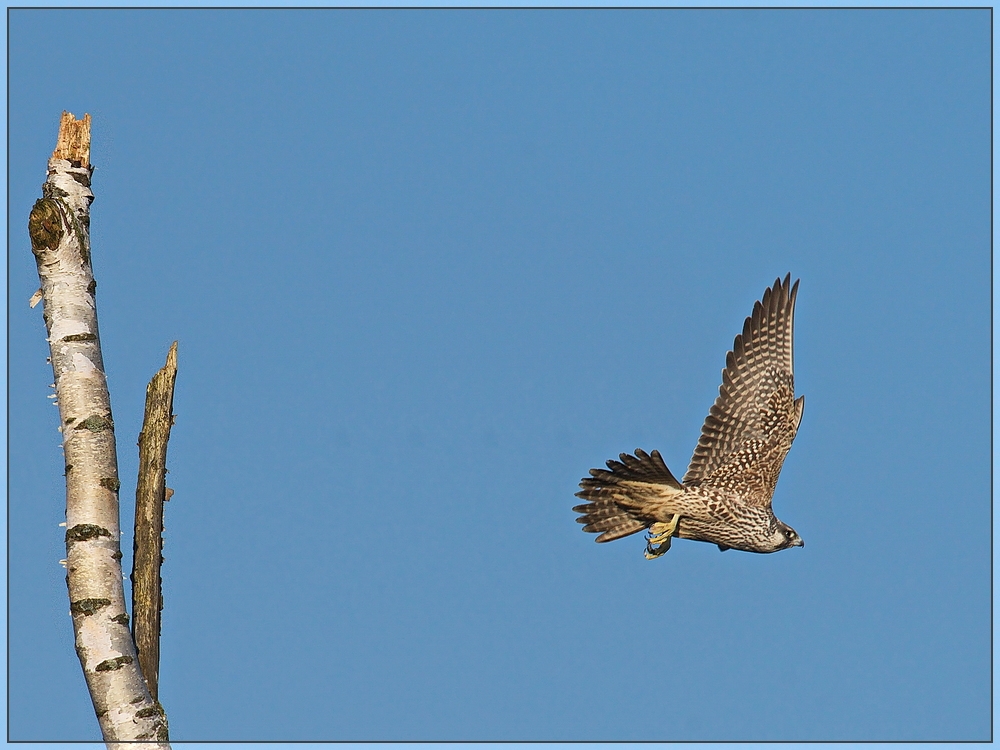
[52,111,92,166]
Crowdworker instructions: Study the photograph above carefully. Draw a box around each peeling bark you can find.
[29,112,170,747]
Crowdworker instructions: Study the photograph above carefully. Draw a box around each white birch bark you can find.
[28,112,170,747]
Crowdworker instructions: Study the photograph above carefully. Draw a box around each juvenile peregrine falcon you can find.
[573,275,804,557]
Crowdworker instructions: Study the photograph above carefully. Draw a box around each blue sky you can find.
[7,7,990,743]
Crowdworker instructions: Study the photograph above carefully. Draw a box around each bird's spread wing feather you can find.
[682,275,803,507]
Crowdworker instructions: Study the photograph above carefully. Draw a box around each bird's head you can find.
[772,521,804,550]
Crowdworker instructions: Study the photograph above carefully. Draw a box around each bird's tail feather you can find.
[573,449,683,543]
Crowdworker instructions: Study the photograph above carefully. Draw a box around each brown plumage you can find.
[573,275,805,556]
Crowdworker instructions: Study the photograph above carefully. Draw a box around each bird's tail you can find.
[573,448,683,543]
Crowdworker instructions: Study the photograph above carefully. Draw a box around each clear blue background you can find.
[7,8,990,742]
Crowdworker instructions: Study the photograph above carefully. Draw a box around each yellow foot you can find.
[644,515,681,559]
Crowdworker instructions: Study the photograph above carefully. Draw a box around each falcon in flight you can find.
[573,275,804,557]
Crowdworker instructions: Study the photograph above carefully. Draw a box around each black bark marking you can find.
[135,704,165,718]
[95,655,132,672]
[42,183,69,199]
[69,171,92,188]
[71,598,111,616]
[65,524,112,543]
[74,414,113,432]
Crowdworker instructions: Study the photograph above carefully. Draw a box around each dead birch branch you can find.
[132,342,178,701]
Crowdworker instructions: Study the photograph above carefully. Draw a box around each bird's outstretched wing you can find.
[682,275,804,507]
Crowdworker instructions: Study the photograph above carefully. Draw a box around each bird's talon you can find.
[643,515,681,559]
[644,538,672,559]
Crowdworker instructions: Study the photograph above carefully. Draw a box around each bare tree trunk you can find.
[28,111,170,746]
[132,342,178,701]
